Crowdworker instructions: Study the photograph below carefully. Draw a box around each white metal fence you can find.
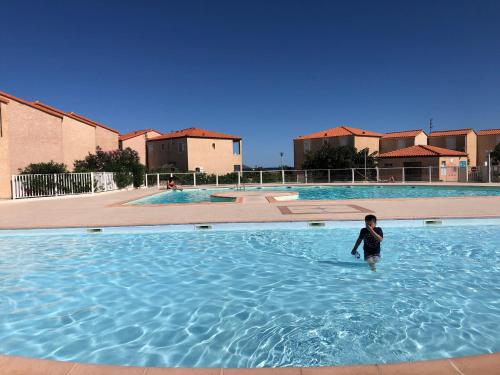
[145,165,500,189]
[11,172,121,199]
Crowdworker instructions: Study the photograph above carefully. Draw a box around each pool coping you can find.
[0,352,498,374]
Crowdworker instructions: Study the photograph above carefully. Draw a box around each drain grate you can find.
[195,224,213,230]
[308,222,326,227]
[424,220,442,225]
[86,228,103,233]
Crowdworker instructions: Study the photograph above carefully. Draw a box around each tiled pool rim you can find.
[2,218,499,374]
[0,352,498,374]
[1,217,500,235]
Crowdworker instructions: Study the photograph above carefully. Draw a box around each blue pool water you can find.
[0,220,499,367]
[129,185,500,204]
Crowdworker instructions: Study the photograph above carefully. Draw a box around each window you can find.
[322,138,328,145]
[161,143,165,150]
[397,139,406,149]
[233,140,240,155]
[212,143,216,150]
[147,144,153,152]
[441,160,447,176]
[303,140,311,153]
[384,163,393,167]
[234,164,241,172]
[178,142,185,152]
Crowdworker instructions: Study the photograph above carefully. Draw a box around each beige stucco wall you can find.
[414,132,428,146]
[61,117,96,170]
[354,136,380,155]
[0,102,11,198]
[121,131,162,166]
[147,138,189,171]
[477,134,500,166]
[187,138,242,174]
[466,132,477,167]
[96,126,119,151]
[6,100,64,175]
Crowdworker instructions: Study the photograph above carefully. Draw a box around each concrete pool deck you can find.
[1,183,500,229]
[1,183,499,374]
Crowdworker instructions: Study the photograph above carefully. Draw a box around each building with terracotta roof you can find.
[378,145,468,182]
[293,126,382,169]
[119,129,162,166]
[380,129,427,154]
[147,127,243,174]
[477,129,500,167]
[428,128,477,166]
[0,90,120,198]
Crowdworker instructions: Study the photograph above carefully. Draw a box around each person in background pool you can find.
[351,214,384,271]
[167,177,183,191]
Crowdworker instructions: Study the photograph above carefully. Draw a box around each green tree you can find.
[302,145,377,169]
[19,161,68,174]
[74,147,145,188]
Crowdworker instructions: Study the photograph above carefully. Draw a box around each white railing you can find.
[144,166,498,189]
[11,172,123,199]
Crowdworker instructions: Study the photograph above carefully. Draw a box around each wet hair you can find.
[365,214,377,223]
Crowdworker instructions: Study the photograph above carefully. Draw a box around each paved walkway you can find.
[1,183,500,229]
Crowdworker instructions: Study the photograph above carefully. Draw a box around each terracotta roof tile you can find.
[429,128,475,137]
[382,129,425,139]
[119,129,162,141]
[149,127,241,141]
[295,126,382,140]
[478,128,500,136]
[0,91,64,119]
[379,145,468,158]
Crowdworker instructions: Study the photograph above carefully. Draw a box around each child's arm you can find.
[351,230,364,255]
[366,225,383,242]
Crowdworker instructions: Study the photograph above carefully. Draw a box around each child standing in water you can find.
[351,214,384,271]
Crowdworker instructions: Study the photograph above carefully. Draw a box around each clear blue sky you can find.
[2,0,499,167]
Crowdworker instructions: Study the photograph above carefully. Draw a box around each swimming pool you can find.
[0,219,499,367]
[129,185,500,204]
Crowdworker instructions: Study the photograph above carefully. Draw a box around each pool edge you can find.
[0,352,498,374]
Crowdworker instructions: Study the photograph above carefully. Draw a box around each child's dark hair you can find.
[365,214,377,223]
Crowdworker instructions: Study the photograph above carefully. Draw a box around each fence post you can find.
[90,172,95,194]
[351,168,355,183]
[281,169,285,184]
[305,170,308,184]
[145,174,148,188]
[402,167,405,183]
[157,173,160,189]
[193,172,197,187]
[328,169,331,183]
[11,176,16,199]
[376,167,379,182]
[237,171,241,186]
[54,174,58,196]
[216,173,219,186]
[429,166,432,183]
[260,170,263,185]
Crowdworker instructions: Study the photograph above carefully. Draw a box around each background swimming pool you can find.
[129,188,236,204]
[0,221,499,367]
[129,185,500,204]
